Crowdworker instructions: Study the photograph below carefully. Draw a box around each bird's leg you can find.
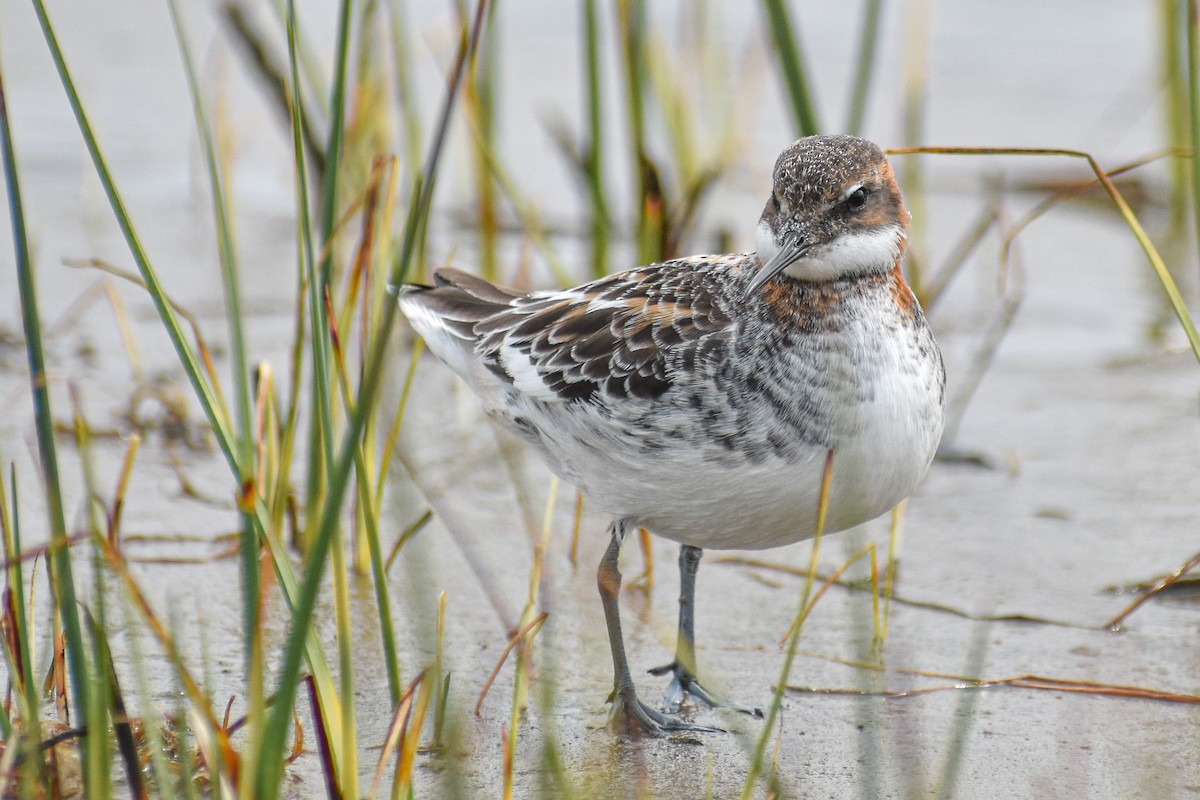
[648,544,763,718]
[598,521,721,737]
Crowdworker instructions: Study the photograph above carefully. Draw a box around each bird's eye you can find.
[846,186,869,210]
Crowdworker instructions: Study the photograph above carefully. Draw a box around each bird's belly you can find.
[520,371,941,551]
[620,419,936,550]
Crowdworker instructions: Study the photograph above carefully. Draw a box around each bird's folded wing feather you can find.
[410,262,739,403]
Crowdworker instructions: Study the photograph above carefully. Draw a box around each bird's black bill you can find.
[744,234,808,298]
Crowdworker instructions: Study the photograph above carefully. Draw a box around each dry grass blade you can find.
[568,492,584,568]
[87,615,148,800]
[98,539,237,769]
[712,555,1098,630]
[1106,547,1200,630]
[742,449,834,800]
[0,533,88,571]
[788,671,1200,705]
[776,543,876,648]
[475,612,549,716]
[886,146,1200,363]
[384,510,433,572]
[65,258,230,416]
[366,669,425,799]
[398,671,435,798]
[106,434,141,547]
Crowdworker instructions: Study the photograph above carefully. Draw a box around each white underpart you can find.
[755,221,906,283]
[785,224,904,281]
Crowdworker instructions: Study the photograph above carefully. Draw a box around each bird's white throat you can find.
[754,220,904,282]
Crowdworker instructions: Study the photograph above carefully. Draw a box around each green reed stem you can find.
[318,1,353,286]
[461,0,500,280]
[254,0,348,792]
[359,456,402,707]
[742,450,834,800]
[583,0,610,278]
[30,0,349,791]
[617,0,656,264]
[269,0,330,119]
[29,0,238,479]
[165,0,262,711]
[845,0,883,135]
[318,4,359,791]
[84,573,112,798]
[2,468,43,794]
[303,0,352,542]
[1186,0,1200,283]
[258,1,492,793]
[0,26,92,792]
[1159,0,1190,234]
[761,0,820,136]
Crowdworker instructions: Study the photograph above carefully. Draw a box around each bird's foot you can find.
[648,661,764,718]
[607,686,724,738]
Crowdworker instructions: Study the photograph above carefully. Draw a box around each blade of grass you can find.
[257,2,494,794]
[324,294,403,707]
[84,607,147,800]
[889,146,1200,362]
[845,0,883,135]
[120,595,180,799]
[1,468,45,793]
[268,0,331,119]
[760,0,820,136]
[221,3,327,177]
[29,0,238,478]
[1186,0,1200,283]
[84,555,112,797]
[0,27,93,791]
[368,669,424,800]
[742,450,833,800]
[306,0,354,554]
[296,0,340,552]
[582,0,609,278]
[71,388,120,793]
[302,5,358,788]
[616,0,658,265]
[31,5,353,791]
[166,8,264,743]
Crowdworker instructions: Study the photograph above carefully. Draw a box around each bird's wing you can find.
[402,260,742,403]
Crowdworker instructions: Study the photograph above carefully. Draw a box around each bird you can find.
[396,134,945,737]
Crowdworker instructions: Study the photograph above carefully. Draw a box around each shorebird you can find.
[397,134,945,736]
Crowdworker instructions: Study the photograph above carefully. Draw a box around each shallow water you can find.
[0,1,1197,798]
